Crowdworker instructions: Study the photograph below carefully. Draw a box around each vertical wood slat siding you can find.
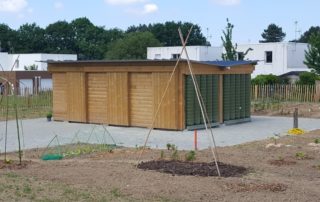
[87,73,108,124]
[153,72,179,130]
[129,73,153,127]
[106,73,129,126]
[67,72,86,122]
[52,73,67,120]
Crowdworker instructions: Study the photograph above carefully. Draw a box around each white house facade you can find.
[147,43,309,78]
[0,52,77,71]
[0,52,77,94]
[147,46,222,61]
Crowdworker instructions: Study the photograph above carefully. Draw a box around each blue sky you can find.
[0,0,319,45]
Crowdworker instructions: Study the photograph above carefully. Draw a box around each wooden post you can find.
[194,129,198,151]
[293,108,298,129]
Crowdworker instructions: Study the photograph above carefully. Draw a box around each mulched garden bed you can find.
[137,160,249,177]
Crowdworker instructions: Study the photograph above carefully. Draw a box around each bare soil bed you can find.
[0,130,320,201]
[252,102,320,118]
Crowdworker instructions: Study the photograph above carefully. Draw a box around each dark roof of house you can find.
[45,59,257,68]
[197,60,258,67]
[279,71,308,77]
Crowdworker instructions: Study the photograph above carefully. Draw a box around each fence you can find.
[251,83,320,102]
[0,87,52,120]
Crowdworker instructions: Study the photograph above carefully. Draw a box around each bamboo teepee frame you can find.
[137,27,221,176]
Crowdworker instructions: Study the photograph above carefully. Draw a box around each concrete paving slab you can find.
[0,116,319,152]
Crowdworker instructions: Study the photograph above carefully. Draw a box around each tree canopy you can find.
[260,24,286,43]
[106,32,161,60]
[126,21,208,46]
[0,19,208,60]
[298,26,320,43]
[304,33,320,74]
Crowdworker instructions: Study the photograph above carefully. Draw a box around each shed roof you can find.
[46,59,257,68]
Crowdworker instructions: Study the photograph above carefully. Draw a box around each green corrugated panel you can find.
[185,75,220,128]
[245,74,251,118]
[229,74,236,120]
[206,75,213,123]
[223,75,230,121]
[194,76,201,125]
[235,75,241,119]
[185,76,195,126]
[213,75,219,122]
[240,74,246,119]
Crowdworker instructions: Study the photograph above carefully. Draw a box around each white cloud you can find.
[0,0,28,12]
[212,0,240,6]
[105,0,145,6]
[54,1,64,10]
[142,3,157,14]
[27,7,32,13]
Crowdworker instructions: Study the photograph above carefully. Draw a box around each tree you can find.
[106,32,162,60]
[260,24,286,43]
[126,21,208,46]
[221,19,252,61]
[298,26,320,43]
[16,23,46,53]
[221,19,237,60]
[0,24,17,52]
[304,33,320,74]
[45,21,75,54]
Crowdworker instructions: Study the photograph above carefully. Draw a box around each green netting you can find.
[40,125,117,161]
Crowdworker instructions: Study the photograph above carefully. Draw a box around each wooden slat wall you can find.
[153,72,179,130]
[67,72,86,122]
[87,73,107,123]
[52,73,67,120]
[129,73,153,127]
[106,73,129,126]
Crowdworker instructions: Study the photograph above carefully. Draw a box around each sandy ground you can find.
[0,130,320,201]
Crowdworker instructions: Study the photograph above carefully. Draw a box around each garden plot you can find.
[0,129,320,201]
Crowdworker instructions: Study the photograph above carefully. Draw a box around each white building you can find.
[147,42,309,78]
[147,46,221,61]
[0,52,77,71]
[0,52,77,94]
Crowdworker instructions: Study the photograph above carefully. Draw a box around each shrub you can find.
[296,72,319,85]
[185,150,196,161]
[251,74,286,85]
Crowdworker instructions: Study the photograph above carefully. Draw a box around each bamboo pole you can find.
[137,26,194,165]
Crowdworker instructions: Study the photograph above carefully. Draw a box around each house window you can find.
[171,54,180,59]
[265,51,273,63]
[154,54,161,59]
[237,52,244,60]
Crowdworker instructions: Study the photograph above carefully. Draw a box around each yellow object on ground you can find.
[288,128,305,135]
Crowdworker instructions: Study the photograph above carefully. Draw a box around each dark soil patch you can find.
[137,160,249,177]
[225,182,288,192]
[268,159,297,166]
[0,160,30,170]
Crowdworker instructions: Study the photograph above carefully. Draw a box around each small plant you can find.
[110,187,122,198]
[277,156,284,161]
[160,151,165,159]
[295,152,306,159]
[314,138,320,144]
[185,150,196,161]
[171,149,179,160]
[166,143,171,150]
[46,111,52,121]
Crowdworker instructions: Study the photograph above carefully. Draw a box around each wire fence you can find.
[0,87,52,120]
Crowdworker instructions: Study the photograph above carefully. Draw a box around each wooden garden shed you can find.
[48,60,256,130]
